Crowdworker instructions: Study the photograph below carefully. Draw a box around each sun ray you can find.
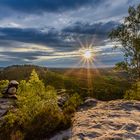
[64,38,102,92]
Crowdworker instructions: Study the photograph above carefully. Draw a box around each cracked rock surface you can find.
[50,99,140,140]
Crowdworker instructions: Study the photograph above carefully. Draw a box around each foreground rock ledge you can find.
[50,99,140,140]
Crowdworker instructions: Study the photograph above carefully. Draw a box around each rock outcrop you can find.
[50,99,140,140]
[0,98,13,115]
[0,98,15,121]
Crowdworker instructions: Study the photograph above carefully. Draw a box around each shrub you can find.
[124,81,140,100]
[0,80,9,95]
[0,70,72,140]
[63,93,83,114]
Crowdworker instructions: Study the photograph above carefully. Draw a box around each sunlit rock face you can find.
[50,99,140,140]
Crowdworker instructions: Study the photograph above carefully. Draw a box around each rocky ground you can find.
[0,97,140,140]
[0,98,15,118]
[50,98,140,140]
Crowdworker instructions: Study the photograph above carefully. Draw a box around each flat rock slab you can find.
[50,99,140,140]
[0,98,14,117]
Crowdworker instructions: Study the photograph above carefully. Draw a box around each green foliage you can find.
[29,69,40,82]
[124,81,140,100]
[115,62,128,71]
[0,80,9,95]
[0,66,133,139]
[44,71,65,89]
[86,75,130,101]
[109,4,140,80]
[0,65,131,102]
[0,65,48,81]
[0,65,130,101]
[25,106,63,140]
[63,93,83,114]
[0,70,73,140]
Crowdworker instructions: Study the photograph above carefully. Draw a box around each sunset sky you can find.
[0,0,139,67]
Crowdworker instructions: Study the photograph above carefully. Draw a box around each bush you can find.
[63,93,83,114]
[44,71,65,89]
[124,81,140,100]
[92,83,124,101]
[0,70,73,140]
[0,80,9,95]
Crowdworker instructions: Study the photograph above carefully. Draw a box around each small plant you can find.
[124,81,140,100]
[0,80,9,95]
[63,93,83,114]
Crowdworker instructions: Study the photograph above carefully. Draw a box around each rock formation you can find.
[0,98,15,118]
[50,99,140,140]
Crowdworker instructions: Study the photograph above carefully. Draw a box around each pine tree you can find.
[29,69,40,83]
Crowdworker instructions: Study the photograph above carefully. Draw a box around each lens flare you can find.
[83,50,92,59]
[79,47,94,64]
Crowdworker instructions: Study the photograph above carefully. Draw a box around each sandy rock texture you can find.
[50,99,140,140]
[0,98,14,118]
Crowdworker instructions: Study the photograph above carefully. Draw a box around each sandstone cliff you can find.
[50,99,140,140]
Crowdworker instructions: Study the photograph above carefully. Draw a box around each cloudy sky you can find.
[0,0,139,67]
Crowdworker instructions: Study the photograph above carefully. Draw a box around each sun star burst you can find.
[79,48,94,63]
[83,50,92,59]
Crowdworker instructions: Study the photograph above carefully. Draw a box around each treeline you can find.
[0,65,48,81]
[0,65,130,100]
[0,65,131,100]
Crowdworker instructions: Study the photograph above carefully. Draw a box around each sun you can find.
[78,40,95,65]
[80,48,94,62]
[83,50,92,59]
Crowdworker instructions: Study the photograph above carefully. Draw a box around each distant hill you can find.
[0,65,48,81]
[50,67,129,81]
[0,65,128,81]
[0,65,130,100]
[0,65,129,82]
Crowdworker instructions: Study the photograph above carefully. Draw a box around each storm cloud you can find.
[0,0,102,13]
[0,0,139,67]
[0,21,119,45]
[63,21,119,36]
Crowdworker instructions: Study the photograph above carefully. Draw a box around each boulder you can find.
[57,94,69,107]
[78,98,99,110]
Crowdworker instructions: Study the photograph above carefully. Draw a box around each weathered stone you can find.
[0,98,14,117]
[57,94,69,107]
[50,98,140,140]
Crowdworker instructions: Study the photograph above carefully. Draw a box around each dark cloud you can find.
[1,51,41,60]
[0,27,73,47]
[0,21,122,68]
[63,21,119,36]
[0,21,119,50]
[0,21,119,49]
[0,0,102,13]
